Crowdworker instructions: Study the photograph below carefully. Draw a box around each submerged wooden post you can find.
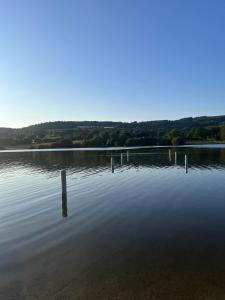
[169,149,172,161]
[111,156,114,173]
[61,170,67,195]
[185,154,188,174]
[174,151,177,165]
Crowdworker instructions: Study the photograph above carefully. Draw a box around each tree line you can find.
[0,124,225,149]
[1,115,225,149]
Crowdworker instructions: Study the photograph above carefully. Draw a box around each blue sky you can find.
[0,0,225,128]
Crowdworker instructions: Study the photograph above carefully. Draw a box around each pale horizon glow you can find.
[2,113,224,129]
[1,0,225,128]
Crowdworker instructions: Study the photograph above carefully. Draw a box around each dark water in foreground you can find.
[1,146,225,299]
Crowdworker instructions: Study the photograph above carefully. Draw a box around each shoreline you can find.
[1,143,225,153]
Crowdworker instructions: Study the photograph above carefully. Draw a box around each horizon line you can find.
[1,114,225,130]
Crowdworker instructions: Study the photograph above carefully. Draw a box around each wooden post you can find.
[185,154,188,173]
[61,170,67,195]
[174,151,177,165]
[127,151,129,162]
[111,156,114,173]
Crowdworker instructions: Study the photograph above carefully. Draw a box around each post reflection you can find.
[62,193,68,218]
[169,149,172,162]
[111,156,115,173]
[127,151,129,162]
[174,151,177,165]
[121,153,123,166]
[185,154,188,174]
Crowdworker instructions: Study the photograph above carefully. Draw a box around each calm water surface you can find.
[1,146,225,300]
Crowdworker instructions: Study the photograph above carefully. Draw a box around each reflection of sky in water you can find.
[1,147,225,299]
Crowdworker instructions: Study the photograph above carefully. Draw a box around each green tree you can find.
[164,129,184,145]
[220,125,225,141]
[171,136,184,146]
[187,128,209,140]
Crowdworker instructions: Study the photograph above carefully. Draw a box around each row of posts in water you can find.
[61,151,188,184]
[60,152,130,217]
[61,150,188,184]
[111,151,129,173]
[111,150,188,173]
[169,149,188,173]
[61,150,189,193]
[60,149,189,216]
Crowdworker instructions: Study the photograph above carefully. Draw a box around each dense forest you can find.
[1,115,225,149]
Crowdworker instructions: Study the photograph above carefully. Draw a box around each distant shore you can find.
[2,140,224,151]
[1,143,225,153]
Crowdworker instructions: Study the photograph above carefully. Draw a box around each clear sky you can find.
[0,0,225,128]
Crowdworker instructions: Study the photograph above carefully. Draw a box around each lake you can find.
[1,146,225,300]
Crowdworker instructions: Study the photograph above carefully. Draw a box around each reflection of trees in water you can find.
[178,148,225,169]
[1,148,225,174]
[0,151,110,174]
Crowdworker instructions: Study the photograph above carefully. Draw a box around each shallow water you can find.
[1,146,225,299]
